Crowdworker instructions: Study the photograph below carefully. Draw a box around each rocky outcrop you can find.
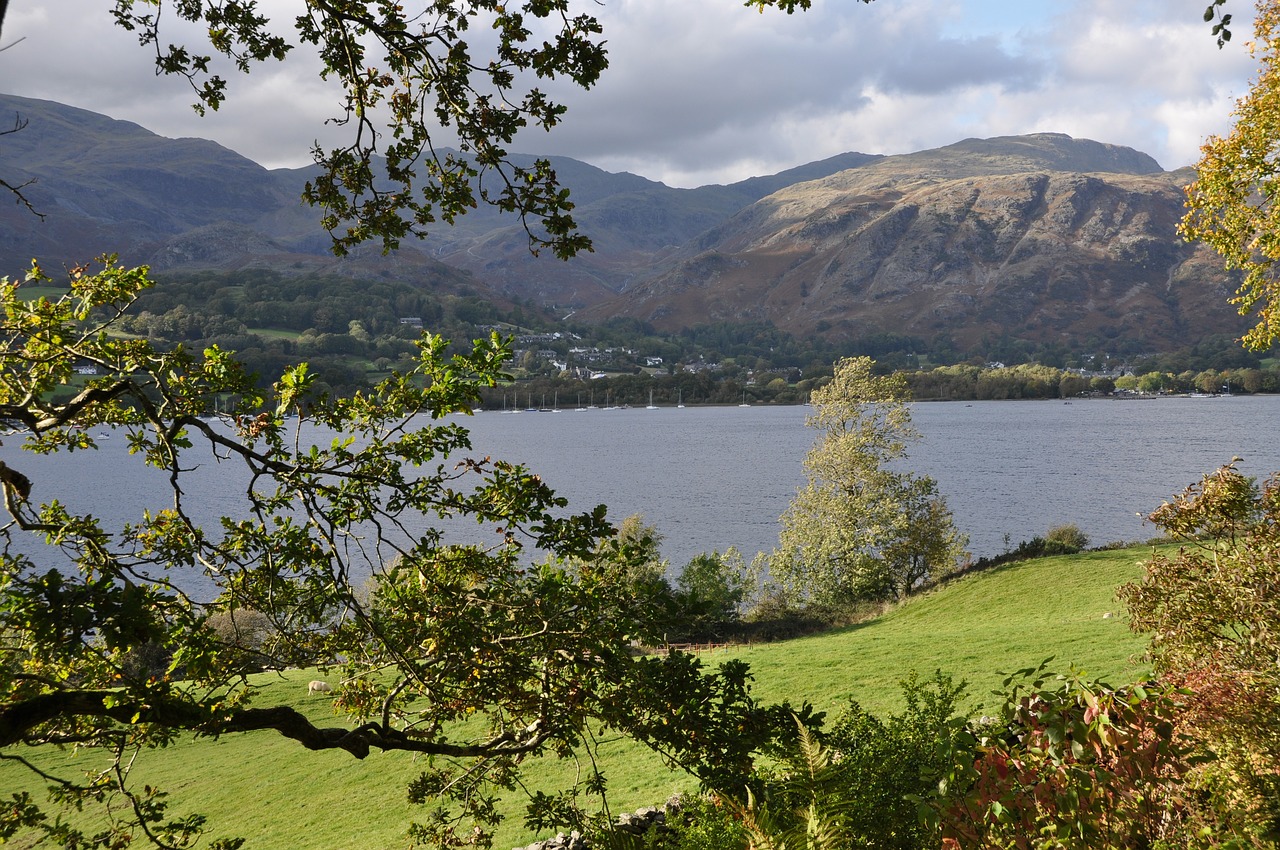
[580,138,1246,352]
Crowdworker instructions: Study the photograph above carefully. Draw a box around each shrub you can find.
[1120,463,1280,842]
[119,641,172,682]
[204,608,277,672]
[638,796,745,850]
[737,589,837,642]
[933,665,1202,850]
[960,527,1092,574]
[741,673,970,850]
[820,672,970,850]
[673,549,749,641]
[1045,523,1090,553]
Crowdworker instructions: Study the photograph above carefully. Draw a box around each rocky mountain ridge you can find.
[0,93,1248,353]
[0,93,872,305]
[579,135,1245,352]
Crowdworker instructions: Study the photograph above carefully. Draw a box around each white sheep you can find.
[308,680,331,694]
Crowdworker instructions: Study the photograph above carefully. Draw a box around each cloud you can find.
[506,0,1256,183]
[1,0,349,168]
[872,33,1044,95]
[513,0,1047,183]
[0,0,1261,186]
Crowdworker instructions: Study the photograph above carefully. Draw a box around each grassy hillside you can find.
[3,546,1154,850]
[726,546,1153,720]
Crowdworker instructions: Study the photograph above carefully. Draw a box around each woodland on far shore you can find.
[42,265,1275,406]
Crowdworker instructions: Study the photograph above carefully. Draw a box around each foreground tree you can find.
[771,357,966,605]
[0,260,791,849]
[935,465,1280,849]
[1182,0,1280,349]
[1204,0,1237,46]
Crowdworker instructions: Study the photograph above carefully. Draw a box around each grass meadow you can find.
[2,545,1157,850]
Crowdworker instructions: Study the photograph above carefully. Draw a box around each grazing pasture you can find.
[0,545,1152,850]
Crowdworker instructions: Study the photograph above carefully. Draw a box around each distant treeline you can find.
[485,361,1280,410]
[903,362,1280,401]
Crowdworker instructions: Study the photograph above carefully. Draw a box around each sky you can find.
[0,0,1261,188]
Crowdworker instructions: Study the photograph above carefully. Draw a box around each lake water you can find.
[5,395,1280,578]
[453,395,1280,566]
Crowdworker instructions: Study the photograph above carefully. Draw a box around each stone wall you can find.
[512,796,684,850]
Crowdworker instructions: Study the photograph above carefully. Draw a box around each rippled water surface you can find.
[459,394,1280,564]
[6,395,1280,579]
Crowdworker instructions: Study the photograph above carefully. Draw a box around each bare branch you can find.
[1,113,43,219]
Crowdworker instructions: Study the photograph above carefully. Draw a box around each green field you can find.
[246,327,303,340]
[724,546,1153,719]
[9,285,71,300]
[2,546,1155,850]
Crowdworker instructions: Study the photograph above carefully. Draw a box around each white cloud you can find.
[0,0,1261,186]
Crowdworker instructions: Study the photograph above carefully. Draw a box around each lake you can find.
[455,394,1280,566]
[4,395,1279,577]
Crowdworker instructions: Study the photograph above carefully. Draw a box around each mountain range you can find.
[0,92,1249,354]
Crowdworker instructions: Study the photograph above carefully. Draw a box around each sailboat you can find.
[646,389,658,410]
[738,390,751,408]
[677,389,685,409]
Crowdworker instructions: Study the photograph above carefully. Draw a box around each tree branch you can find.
[1,689,552,760]
[2,113,44,219]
